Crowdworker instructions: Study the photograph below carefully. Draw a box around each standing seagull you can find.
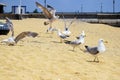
[65,35,85,51]
[1,31,38,46]
[35,2,59,32]
[76,30,86,39]
[57,29,69,43]
[85,39,106,62]
[5,17,14,36]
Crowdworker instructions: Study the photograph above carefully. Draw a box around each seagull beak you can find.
[104,40,108,43]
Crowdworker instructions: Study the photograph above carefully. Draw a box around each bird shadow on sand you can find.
[68,49,77,52]
[68,48,85,52]
[30,41,43,44]
[51,41,62,44]
[86,60,99,63]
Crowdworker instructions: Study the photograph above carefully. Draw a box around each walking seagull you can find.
[36,2,59,32]
[1,31,38,46]
[85,39,106,62]
[64,35,85,51]
[5,17,14,36]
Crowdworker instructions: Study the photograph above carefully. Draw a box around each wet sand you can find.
[0,18,120,80]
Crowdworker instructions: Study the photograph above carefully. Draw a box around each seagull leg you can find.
[60,39,62,43]
[96,56,99,63]
[93,56,96,62]
[46,21,52,33]
[73,47,75,51]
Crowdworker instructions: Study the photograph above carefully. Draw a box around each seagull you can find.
[1,31,38,46]
[36,2,59,32]
[64,35,85,51]
[57,29,69,43]
[85,39,106,62]
[5,17,14,36]
[76,30,86,39]
[62,16,75,36]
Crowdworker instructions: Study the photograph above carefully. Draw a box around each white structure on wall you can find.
[0,0,37,13]
[12,6,26,14]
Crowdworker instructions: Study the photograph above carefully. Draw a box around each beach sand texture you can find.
[0,18,120,80]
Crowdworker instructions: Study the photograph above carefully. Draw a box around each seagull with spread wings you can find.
[1,31,38,46]
[62,16,76,36]
[35,2,59,32]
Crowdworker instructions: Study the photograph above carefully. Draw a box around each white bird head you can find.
[98,39,106,52]
[81,30,86,37]
[78,35,85,44]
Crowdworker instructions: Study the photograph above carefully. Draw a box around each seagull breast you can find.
[97,39,106,53]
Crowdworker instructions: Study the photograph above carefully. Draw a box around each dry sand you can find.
[0,18,120,80]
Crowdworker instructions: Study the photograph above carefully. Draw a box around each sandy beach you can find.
[0,18,120,80]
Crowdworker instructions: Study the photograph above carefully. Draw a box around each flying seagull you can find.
[5,17,14,36]
[64,35,85,51]
[36,2,59,32]
[85,39,106,62]
[1,31,38,46]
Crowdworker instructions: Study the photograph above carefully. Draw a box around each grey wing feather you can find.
[5,17,13,24]
[86,46,99,54]
[60,35,67,39]
[35,2,53,19]
[47,5,54,10]
[14,31,38,43]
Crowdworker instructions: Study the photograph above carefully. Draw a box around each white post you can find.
[18,0,21,14]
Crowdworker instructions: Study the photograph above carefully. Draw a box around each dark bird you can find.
[1,31,38,46]
[85,39,106,62]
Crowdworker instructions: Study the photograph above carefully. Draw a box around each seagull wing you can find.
[47,5,56,16]
[62,15,67,28]
[85,46,99,54]
[5,17,13,24]
[68,17,76,28]
[35,2,53,19]
[47,5,54,10]
[14,31,38,43]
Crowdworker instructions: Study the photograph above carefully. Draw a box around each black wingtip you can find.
[35,2,38,5]
[64,40,71,44]
[32,33,38,37]
[66,35,70,37]
[47,5,54,9]
[76,37,79,39]
[85,45,88,48]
